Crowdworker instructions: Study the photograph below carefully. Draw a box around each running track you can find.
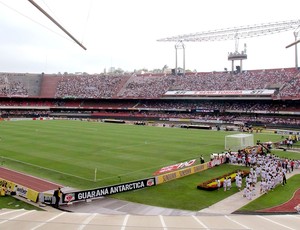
[0,167,62,192]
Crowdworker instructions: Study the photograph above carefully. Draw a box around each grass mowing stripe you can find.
[0,120,298,193]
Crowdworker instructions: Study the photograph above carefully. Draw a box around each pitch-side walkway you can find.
[198,168,299,215]
[2,170,299,230]
[60,168,300,216]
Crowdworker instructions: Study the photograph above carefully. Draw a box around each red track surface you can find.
[258,189,300,213]
[0,167,62,192]
[1,166,299,213]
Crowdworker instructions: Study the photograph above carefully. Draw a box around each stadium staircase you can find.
[111,75,131,97]
[23,74,43,96]
[39,74,61,98]
[116,75,136,97]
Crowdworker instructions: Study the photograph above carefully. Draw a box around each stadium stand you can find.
[0,72,42,97]
[55,74,128,98]
[0,68,300,128]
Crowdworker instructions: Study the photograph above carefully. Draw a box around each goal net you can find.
[225,133,254,151]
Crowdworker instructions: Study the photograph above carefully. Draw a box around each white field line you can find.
[0,209,24,216]
[77,213,97,230]
[93,154,197,182]
[120,214,130,230]
[0,166,63,187]
[225,215,251,230]
[30,212,65,230]
[89,138,202,182]
[256,215,296,230]
[0,210,35,225]
[192,215,209,229]
[0,156,94,182]
[1,121,205,183]
[1,141,172,183]
[159,215,168,230]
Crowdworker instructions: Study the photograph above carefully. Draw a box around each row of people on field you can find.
[242,154,292,200]
[216,153,298,200]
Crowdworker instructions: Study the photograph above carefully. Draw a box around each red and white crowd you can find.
[241,153,299,200]
[1,68,300,98]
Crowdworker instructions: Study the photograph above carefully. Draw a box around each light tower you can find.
[286,25,300,69]
[295,31,299,68]
[228,32,247,73]
[175,41,185,76]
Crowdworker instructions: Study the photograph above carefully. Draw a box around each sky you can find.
[0,0,299,74]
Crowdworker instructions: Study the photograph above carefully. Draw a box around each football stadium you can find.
[1,1,300,229]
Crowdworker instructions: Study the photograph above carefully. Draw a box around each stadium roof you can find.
[157,20,300,42]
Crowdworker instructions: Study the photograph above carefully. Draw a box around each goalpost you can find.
[225,133,254,151]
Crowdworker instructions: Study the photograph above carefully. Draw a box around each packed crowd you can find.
[1,98,299,112]
[0,98,299,125]
[55,75,126,98]
[135,100,297,112]
[222,143,299,200]
[212,145,299,201]
[0,110,49,117]
[0,68,299,125]
[117,68,300,98]
[118,74,177,98]
[0,76,28,96]
[241,153,298,200]
[277,76,300,97]
[0,68,299,98]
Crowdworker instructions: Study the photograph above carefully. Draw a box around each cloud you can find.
[0,0,299,73]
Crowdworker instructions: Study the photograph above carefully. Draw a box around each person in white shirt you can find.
[246,187,252,200]
[260,179,265,194]
[223,178,227,191]
[226,177,232,190]
[216,179,221,191]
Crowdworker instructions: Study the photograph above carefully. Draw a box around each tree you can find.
[152,69,162,73]
[162,65,168,72]
[114,68,124,74]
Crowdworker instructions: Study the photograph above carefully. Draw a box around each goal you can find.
[225,133,254,151]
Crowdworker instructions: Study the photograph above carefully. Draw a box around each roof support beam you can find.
[28,0,87,50]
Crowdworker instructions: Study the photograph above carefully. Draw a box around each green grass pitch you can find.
[0,120,299,210]
[0,120,291,188]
